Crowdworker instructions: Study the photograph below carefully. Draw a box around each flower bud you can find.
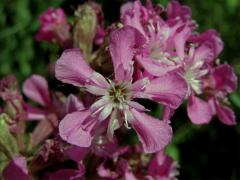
[0,75,26,123]
[36,8,72,48]
[0,114,19,159]
[73,4,97,61]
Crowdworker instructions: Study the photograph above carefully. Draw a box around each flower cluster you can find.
[0,0,237,179]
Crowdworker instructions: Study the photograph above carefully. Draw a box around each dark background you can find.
[0,0,239,179]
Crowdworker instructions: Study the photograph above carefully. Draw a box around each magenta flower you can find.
[36,8,72,48]
[55,26,188,153]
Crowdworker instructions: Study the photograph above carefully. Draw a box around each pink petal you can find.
[3,156,29,180]
[120,1,133,16]
[25,105,46,120]
[120,1,146,37]
[124,170,138,180]
[64,94,85,114]
[193,43,214,64]
[214,100,236,125]
[187,95,212,124]
[23,75,51,107]
[212,64,237,93]
[30,115,58,147]
[109,26,146,81]
[190,29,223,58]
[162,106,175,122]
[97,162,119,179]
[167,1,191,22]
[130,109,172,153]
[174,25,191,59]
[136,55,179,77]
[65,146,89,162]
[145,70,188,109]
[59,111,95,147]
[55,49,94,87]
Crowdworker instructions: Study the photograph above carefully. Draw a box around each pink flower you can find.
[120,1,192,77]
[206,64,237,125]
[23,75,84,146]
[36,8,72,48]
[183,45,237,125]
[55,26,188,153]
[2,156,29,180]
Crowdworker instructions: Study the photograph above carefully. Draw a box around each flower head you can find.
[55,26,188,153]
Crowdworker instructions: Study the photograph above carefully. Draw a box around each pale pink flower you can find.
[55,26,188,153]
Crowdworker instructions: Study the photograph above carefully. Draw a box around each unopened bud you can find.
[0,114,19,159]
[73,4,97,61]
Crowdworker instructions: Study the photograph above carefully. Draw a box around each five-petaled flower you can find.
[55,26,188,153]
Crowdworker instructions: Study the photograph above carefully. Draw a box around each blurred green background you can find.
[0,0,239,179]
